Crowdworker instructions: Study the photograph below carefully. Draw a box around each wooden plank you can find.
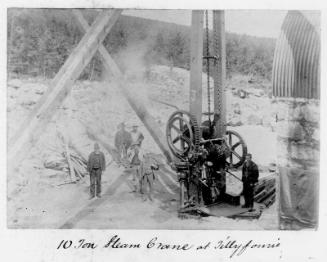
[63,133,76,182]
[213,10,227,137]
[73,10,173,163]
[8,10,122,171]
[189,10,204,126]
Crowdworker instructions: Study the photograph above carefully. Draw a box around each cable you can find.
[205,10,211,123]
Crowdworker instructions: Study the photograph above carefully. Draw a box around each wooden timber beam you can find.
[73,10,173,162]
[8,10,122,170]
[72,9,123,78]
[213,10,226,137]
[189,10,204,127]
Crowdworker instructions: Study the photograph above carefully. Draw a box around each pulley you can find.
[166,110,200,160]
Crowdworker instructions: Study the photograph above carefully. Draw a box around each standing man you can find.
[130,124,144,147]
[242,153,259,211]
[87,143,106,199]
[127,124,144,193]
[114,122,132,160]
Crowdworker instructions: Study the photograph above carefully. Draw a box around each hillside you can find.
[7,9,275,80]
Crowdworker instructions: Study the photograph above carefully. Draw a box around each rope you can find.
[205,10,211,123]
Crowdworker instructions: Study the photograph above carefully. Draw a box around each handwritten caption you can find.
[56,235,281,258]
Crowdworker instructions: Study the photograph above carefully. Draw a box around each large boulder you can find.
[300,103,320,123]
[233,103,241,115]
[227,115,243,127]
[237,89,248,99]
[8,79,23,89]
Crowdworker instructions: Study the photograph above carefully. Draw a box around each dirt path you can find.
[58,165,278,230]
[60,166,180,229]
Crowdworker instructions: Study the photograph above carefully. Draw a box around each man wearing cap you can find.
[87,143,106,199]
[130,124,144,147]
[241,153,259,211]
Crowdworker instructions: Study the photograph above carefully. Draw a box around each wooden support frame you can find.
[8,10,122,169]
[8,9,172,172]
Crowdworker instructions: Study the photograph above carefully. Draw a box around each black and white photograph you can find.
[6,8,320,232]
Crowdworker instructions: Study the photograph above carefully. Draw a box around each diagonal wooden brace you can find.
[73,10,173,162]
[8,10,122,171]
[73,9,123,78]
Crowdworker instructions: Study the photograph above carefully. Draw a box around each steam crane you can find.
[165,11,252,218]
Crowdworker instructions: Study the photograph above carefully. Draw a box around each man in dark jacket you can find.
[114,122,132,160]
[87,143,106,199]
[242,153,259,210]
[206,139,230,199]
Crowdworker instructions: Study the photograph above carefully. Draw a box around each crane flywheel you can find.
[166,110,200,160]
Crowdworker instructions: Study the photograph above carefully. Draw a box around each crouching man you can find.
[87,143,106,199]
[242,153,259,211]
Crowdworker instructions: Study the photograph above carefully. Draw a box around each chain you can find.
[205,10,211,123]
[213,11,222,118]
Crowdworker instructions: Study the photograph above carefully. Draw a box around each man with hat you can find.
[87,143,106,199]
[130,124,144,147]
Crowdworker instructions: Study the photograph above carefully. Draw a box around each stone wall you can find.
[273,98,320,229]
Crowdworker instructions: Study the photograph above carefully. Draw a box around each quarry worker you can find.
[130,124,144,147]
[114,122,132,160]
[87,143,106,199]
[242,153,259,211]
[205,138,230,200]
[127,123,145,193]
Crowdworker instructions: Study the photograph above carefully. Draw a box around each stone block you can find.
[311,128,320,141]
[289,142,320,162]
[276,138,290,160]
[276,121,306,141]
[300,104,320,123]
[274,99,320,124]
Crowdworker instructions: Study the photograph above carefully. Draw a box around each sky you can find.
[123,9,287,38]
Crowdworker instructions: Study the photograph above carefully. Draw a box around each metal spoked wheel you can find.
[225,130,247,168]
[166,110,200,159]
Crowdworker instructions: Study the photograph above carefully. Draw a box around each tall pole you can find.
[189,10,204,126]
[213,10,226,137]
